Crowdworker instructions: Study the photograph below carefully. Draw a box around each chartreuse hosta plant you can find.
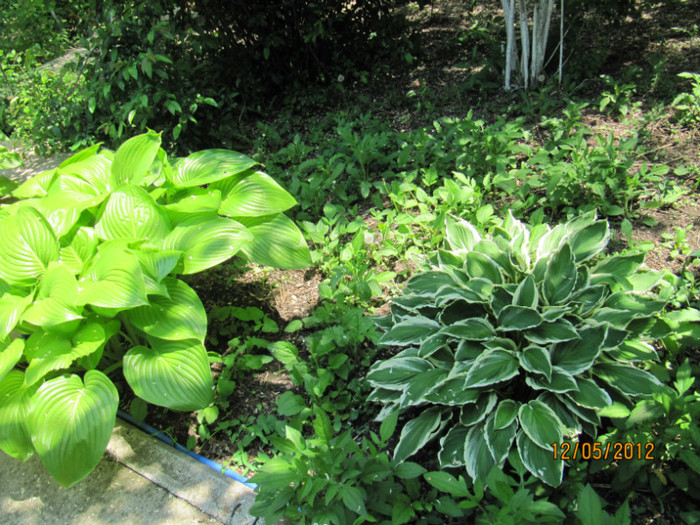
[366,211,671,487]
[0,130,309,487]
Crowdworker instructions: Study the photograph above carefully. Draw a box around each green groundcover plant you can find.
[366,211,672,487]
[0,130,310,487]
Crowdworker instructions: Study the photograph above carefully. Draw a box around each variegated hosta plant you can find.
[0,130,310,487]
[366,211,671,487]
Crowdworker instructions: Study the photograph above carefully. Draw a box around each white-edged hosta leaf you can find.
[219,171,297,217]
[12,169,57,199]
[161,215,252,274]
[551,325,607,375]
[567,378,612,409]
[603,292,666,317]
[441,318,495,341]
[607,340,659,362]
[128,278,206,342]
[0,338,24,383]
[465,350,519,388]
[445,216,481,253]
[407,271,455,296]
[170,149,258,188]
[544,244,577,304]
[513,275,538,308]
[77,245,148,309]
[518,400,563,450]
[592,252,645,279]
[0,292,33,339]
[438,425,469,468]
[497,306,543,331]
[424,376,481,405]
[525,318,579,344]
[466,251,503,284]
[399,368,450,408]
[593,362,664,397]
[569,221,610,262]
[0,370,36,460]
[110,129,162,187]
[464,423,496,483]
[525,366,578,393]
[367,357,434,389]
[493,400,520,430]
[380,316,440,346]
[459,392,498,426]
[95,184,170,242]
[0,207,59,285]
[163,188,222,214]
[516,430,563,487]
[519,345,552,381]
[28,370,118,487]
[22,262,82,328]
[484,414,517,464]
[123,339,214,411]
[393,407,442,464]
[237,213,311,270]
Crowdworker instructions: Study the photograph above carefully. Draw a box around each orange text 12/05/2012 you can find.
[551,441,655,461]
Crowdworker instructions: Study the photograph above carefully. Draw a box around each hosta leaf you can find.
[77,246,148,309]
[459,392,497,426]
[441,318,495,341]
[603,292,666,317]
[435,285,486,306]
[12,169,57,199]
[513,275,538,308]
[22,262,82,328]
[124,339,214,411]
[95,184,170,242]
[128,278,206,342]
[219,171,297,217]
[519,345,552,381]
[518,400,563,450]
[516,431,563,487]
[171,149,258,188]
[593,362,664,398]
[393,407,442,464]
[466,251,503,284]
[408,271,455,296]
[24,194,84,239]
[592,253,644,279]
[135,249,182,284]
[544,244,577,304]
[465,350,519,388]
[111,129,162,187]
[569,221,609,262]
[418,333,449,358]
[0,338,24,383]
[525,366,578,393]
[58,152,112,194]
[525,318,579,344]
[570,285,607,315]
[497,306,543,331]
[47,171,106,210]
[380,317,440,346]
[551,325,607,375]
[464,423,496,483]
[493,400,520,430]
[439,425,469,468]
[161,215,252,274]
[163,188,222,214]
[400,369,450,408]
[0,207,59,285]
[535,224,568,261]
[237,214,310,270]
[29,371,117,487]
[58,143,102,169]
[607,340,659,362]
[59,227,99,275]
[485,414,517,464]
[567,378,612,409]
[424,376,481,405]
[445,216,481,253]
[367,357,435,389]
[0,370,36,460]
[0,292,33,339]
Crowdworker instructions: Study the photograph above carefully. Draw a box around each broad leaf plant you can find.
[0,130,310,487]
[366,211,671,487]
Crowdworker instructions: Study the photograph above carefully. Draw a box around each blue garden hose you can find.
[116,409,258,490]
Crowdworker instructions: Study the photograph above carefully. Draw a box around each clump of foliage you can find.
[366,211,671,487]
[0,130,309,487]
[673,72,700,127]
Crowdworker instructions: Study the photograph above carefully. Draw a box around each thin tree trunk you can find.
[517,0,530,89]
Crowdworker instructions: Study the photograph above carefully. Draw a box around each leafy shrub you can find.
[366,211,670,487]
[0,130,309,487]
